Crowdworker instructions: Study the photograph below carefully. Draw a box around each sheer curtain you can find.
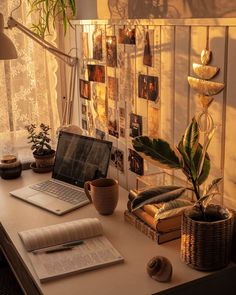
[0,0,60,159]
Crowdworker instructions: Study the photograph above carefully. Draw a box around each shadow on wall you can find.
[108,0,236,19]
[76,0,98,19]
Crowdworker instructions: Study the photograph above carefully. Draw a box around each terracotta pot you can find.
[33,150,55,169]
[181,207,233,271]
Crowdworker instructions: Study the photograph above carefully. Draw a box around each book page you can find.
[19,218,103,251]
[29,236,124,282]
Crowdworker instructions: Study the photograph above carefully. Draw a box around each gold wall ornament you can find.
[188,77,225,96]
[193,63,219,80]
[201,48,212,65]
[188,48,225,111]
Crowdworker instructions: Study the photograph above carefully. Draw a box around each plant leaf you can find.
[183,117,199,159]
[193,143,210,185]
[132,136,182,169]
[197,126,216,178]
[204,177,222,195]
[195,192,218,208]
[131,186,186,211]
[155,205,192,221]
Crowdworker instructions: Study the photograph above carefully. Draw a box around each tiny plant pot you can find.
[181,207,233,271]
[33,150,55,169]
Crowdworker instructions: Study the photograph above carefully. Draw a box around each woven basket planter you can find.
[181,208,233,271]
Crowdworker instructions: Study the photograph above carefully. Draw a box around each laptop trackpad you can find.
[28,194,54,205]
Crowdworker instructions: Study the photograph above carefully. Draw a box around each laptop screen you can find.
[52,131,112,188]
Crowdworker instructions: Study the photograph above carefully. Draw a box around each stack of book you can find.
[124,190,182,244]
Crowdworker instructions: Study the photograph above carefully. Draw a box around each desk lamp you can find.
[0,3,78,125]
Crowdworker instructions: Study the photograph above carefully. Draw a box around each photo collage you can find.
[79,26,159,177]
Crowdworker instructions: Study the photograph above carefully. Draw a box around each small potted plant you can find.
[26,123,55,170]
[131,117,233,271]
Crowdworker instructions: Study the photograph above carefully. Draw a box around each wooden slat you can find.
[160,26,175,144]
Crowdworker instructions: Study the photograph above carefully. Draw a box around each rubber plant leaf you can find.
[183,117,199,159]
[131,186,186,211]
[132,136,182,169]
[203,177,222,196]
[193,144,210,185]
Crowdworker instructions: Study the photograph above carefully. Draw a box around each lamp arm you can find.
[7,16,78,67]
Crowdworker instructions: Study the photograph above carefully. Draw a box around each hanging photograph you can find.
[143,30,154,67]
[80,79,90,100]
[130,113,142,138]
[148,106,159,138]
[110,147,124,173]
[106,36,117,67]
[128,149,144,176]
[107,77,118,101]
[93,30,103,60]
[92,83,107,129]
[88,65,105,83]
[119,107,126,138]
[138,74,158,102]
[108,107,119,138]
[118,28,136,45]
[82,119,88,130]
[95,128,105,140]
[81,104,87,115]
[82,32,89,59]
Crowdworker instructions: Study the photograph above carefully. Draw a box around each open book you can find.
[19,218,124,282]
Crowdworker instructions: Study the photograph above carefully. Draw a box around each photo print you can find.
[138,74,158,102]
[80,79,90,100]
[92,83,107,128]
[110,147,124,173]
[95,128,105,140]
[88,64,105,83]
[148,106,159,138]
[82,119,88,130]
[82,32,89,59]
[119,107,126,138]
[143,30,153,67]
[106,36,117,67]
[118,27,136,45]
[108,107,119,138]
[107,77,118,101]
[93,30,103,60]
[128,149,144,176]
[130,113,142,138]
[81,104,87,115]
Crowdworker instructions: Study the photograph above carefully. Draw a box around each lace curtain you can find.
[0,0,60,158]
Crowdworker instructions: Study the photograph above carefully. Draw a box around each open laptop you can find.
[10,131,112,215]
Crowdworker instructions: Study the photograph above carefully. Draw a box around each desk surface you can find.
[0,170,234,295]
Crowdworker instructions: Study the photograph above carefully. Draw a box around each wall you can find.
[67,18,236,210]
[75,0,236,19]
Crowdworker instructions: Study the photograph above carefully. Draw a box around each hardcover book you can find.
[19,218,124,282]
[124,210,181,244]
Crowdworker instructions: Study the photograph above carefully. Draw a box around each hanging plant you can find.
[27,0,76,37]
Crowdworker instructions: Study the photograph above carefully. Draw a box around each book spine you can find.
[124,210,181,244]
[124,210,158,242]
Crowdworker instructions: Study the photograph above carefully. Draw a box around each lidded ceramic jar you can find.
[0,154,22,179]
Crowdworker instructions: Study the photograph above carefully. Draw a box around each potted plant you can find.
[27,0,76,37]
[26,123,55,170]
[131,117,233,271]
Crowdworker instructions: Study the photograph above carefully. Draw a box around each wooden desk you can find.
[0,170,236,295]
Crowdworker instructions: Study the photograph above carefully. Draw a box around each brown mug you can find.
[84,178,119,215]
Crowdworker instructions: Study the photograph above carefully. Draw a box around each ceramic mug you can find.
[84,178,119,215]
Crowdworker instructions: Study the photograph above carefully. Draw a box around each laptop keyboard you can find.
[30,180,88,205]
